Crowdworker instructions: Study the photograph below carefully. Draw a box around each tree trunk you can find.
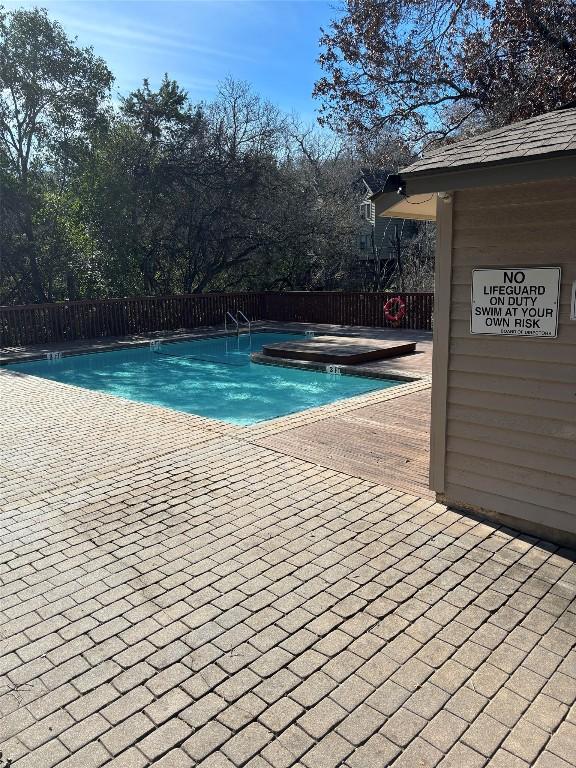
[23,210,46,302]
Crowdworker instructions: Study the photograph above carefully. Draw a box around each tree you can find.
[182,79,287,292]
[0,6,112,302]
[122,76,191,141]
[97,76,202,296]
[82,78,293,296]
[314,0,576,145]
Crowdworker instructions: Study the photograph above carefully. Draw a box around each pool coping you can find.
[0,324,289,365]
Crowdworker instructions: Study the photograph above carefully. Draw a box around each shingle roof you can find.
[401,107,576,177]
[360,168,392,194]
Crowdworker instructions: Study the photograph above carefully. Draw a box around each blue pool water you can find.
[8,332,398,425]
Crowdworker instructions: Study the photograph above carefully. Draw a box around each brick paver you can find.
[0,366,575,767]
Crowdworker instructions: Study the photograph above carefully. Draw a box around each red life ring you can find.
[384,296,406,325]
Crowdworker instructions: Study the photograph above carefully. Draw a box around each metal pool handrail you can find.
[224,311,239,336]
[236,310,251,335]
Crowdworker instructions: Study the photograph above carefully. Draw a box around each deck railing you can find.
[0,291,434,347]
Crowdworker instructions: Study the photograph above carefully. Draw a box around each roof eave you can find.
[373,190,437,222]
[372,152,576,222]
[401,151,576,196]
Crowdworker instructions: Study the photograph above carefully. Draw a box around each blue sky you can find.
[12,0,338,121]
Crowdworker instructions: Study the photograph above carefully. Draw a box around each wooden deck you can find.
[255,388,432,498]
[251,325,433,497]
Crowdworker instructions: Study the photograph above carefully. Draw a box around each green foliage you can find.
[0,6,113,173]
[0,5,113,302]
[122,75,192,140]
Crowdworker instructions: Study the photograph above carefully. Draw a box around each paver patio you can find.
[0,347,574,767]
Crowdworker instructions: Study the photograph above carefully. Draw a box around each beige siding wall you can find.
[441,178,576,537]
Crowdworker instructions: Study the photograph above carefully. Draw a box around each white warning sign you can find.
[471,268,561,337]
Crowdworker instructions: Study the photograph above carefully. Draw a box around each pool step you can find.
[259,335,416,365]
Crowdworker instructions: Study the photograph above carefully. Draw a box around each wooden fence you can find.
[0,291,434,347]
[262,292,434,331]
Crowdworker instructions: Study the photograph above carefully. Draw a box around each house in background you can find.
[355,168,417,289]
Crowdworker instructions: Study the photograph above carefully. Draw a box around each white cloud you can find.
[54,11,257,62]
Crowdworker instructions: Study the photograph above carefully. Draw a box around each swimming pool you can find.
[7,332,399,425]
